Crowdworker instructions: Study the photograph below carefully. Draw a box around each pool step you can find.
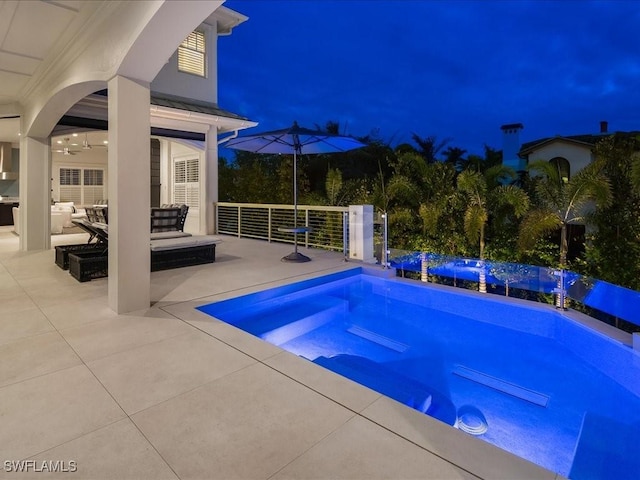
[346,326,409,353]
[453,365,549,407]
[313,354,457,425]
[260,298,348,346]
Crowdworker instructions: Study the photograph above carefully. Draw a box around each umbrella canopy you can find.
[225,121,366,156]
[225,122,366,262]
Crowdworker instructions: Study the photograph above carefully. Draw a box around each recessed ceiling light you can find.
[103,140,108,144]
[57,140,62,144]
[72,133,78,137]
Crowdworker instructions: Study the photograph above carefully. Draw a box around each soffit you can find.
[204,6,248,35]
[0,0,102,107]
[56,92,257,136]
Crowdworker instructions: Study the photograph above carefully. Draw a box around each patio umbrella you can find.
[225,122,366,262]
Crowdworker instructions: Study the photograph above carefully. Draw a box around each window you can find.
[60,168,80,186]
[178,30,206,77]
[59,167,104,205]
[549,157,570,183]
[174,157,199,208]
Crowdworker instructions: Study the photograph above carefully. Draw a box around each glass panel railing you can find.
[387,250,640,330]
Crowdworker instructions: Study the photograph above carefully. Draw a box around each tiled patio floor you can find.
[0,227,560,479]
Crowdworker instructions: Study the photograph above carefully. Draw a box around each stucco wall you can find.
[525,141,594,176]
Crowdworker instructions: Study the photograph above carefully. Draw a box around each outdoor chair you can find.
[151,207,183,233]
[61,218,219,281]
[55,219,108,271]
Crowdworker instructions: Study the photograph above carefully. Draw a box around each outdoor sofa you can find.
[56,214,220,282]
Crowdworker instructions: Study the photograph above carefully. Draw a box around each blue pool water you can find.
[198,268,640,478]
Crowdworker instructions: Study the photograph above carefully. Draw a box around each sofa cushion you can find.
[54,202,76,213]
[150,231,192,241]
[150,235,221,252]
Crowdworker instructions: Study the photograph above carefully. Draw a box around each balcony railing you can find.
[216,202,349,252]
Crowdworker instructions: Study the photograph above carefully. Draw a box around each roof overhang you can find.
[56,92,257,137]
[519,136,596,157]
[203,6,248,35]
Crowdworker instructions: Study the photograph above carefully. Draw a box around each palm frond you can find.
[463,204,487,243]
[457,170,486,204]
[491,184,530,218]
[517,209,562,251]
[484,164,516,188]
[386,175,420,206]
[419,202,443,236]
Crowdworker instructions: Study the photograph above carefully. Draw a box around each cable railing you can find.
[216,202,349,252]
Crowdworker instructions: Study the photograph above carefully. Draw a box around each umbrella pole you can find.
[281,147,310,262]
[293,150,297,252]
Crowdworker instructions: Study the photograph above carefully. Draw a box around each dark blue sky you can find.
[218,0,640,157]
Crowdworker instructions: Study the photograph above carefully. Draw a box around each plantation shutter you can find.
[178,30,206,77]
[58,167,104,205]
[174,158,199,208]
[59,168,82,203]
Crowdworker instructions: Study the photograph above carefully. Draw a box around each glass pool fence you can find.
[387,249,640,333]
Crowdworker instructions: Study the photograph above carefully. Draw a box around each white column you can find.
[18,136,51,251]
[349,204,376,263]
[108,75,151,313]
[204,125,218,234]
[159,139,171,206]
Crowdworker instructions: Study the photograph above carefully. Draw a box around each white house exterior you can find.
[503,121,633,181]
[0,1,256,313]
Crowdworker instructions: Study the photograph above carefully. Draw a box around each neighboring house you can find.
[500,121,640,258]
[0,1,257,313]
[501,121,640,181]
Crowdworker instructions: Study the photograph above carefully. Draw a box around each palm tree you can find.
[518,160,612,306]
[457,165,529,292]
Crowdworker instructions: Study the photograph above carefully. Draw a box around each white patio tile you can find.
[0,307,54,345]
[42,296,115,330]
[0,365,125,460]
[264,350,381,413]
[60,313,193,362]
[271,415,478,480]
[132,362,354,480]
[0,331,81,387]
[87,330,256,414]
[25,419,178,480]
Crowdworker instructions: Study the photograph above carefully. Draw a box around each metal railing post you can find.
[305,208,310,247]
[237,206,241,238]
[343,211,349,261]
[553,268,567,309]
[382,211,389,269]
[420,252,427,282]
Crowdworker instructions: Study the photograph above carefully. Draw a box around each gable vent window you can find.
[178,30,206,77]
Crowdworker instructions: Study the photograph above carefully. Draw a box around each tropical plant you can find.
[518,159,612,306]
[457,165,529,292]
[584,136,640,290]
[518,160,612,268]
[411,134,450,163]
[325,167,343,205]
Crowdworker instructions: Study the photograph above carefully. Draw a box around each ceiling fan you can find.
[82,133,108,150]
[52,138,79,155]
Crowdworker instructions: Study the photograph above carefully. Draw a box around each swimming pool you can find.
[198,267,640,479]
